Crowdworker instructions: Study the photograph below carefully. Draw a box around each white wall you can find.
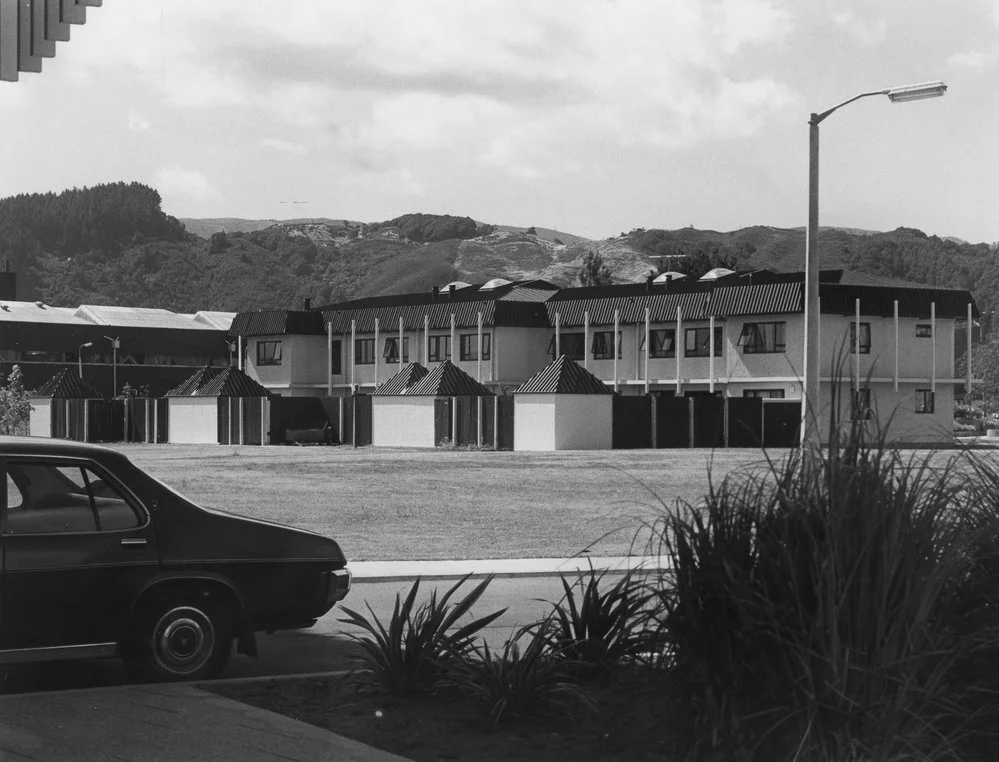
[30,399,51,437]
[514,395,558,450]
[168,398,218,444]
[554,395,613,450]
[372,397,437,447]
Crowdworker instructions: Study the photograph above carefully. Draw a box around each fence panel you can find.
[155,398,169,443]
[612,396,652,449]
[353,395,372,446]
[496,396,515,450]
[692,396,725,448]
[481,396,496,448]
[763,401,802,447]
[655,396,690,448]
[270,397,335,444]
[727,398,763,448]
[455,396,480,446]
[434,397,451,445]
[87,399,122,442]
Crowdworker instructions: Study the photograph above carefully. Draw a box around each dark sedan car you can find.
[0,437,350,681]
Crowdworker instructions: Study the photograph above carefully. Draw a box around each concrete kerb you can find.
[349,555,671,583]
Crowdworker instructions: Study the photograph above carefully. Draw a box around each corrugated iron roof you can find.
[31,369,103,399]
[165,366,225,397]
[711,282,803,317]
[373,363,430,395]
[407,361,494,397]
[165,366,269,397]
[228,310,326,338]
[546,287,714,325]
[0,302,90,325]
[515,356,613,395]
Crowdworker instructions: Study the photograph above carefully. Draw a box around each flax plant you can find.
[646,376,999,761]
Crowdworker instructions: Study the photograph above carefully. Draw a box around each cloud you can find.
[153,167,221,204]
[832,9,888,45]
[127,111,150,132]
[259,138,309,155]
[949,49,998,68]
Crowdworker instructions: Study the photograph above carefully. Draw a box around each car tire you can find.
[124,597,233,683]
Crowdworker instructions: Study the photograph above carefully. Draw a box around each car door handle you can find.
[120,537,147,547]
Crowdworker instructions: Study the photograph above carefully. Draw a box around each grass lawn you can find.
[108,444,776,561]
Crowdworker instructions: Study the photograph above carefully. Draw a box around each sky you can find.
[1,0,997,244]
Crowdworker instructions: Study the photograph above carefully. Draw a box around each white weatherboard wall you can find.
[514,394,613,451]
[372,397,437,447]
[168,398,218,444]
[30,399,51,437]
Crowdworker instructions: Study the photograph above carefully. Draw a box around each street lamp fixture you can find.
[801,80,947,448]
[78,342,93,379]
[104,335,120,397]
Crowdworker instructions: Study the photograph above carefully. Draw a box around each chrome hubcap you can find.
[152,606,214,675]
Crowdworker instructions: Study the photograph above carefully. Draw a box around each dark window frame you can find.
[684,326,723,358]
[547,332,585,361]
[354,338,375,365]
[330,339,342,375]
[428,335,451,363]
[256,340,282,366]
[383,336,410,364]
[739,321,786,354]
[459,333,491,362]
[915,324,932,338]
[591,331,622,360]
[743,389,785,399]
[849,322,872,354]
[640,328,676,358]
[915,389,935,414]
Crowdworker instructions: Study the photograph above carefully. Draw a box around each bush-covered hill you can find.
[2,183,997,314]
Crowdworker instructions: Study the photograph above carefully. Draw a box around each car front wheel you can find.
[125,598,232,682]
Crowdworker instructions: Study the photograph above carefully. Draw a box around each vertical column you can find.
[854,298,861,392]
[894,300,899,392]
[583,311,590,371]
[424,314,430,364]
[262,397,269,446]
[967,302,973,405]
[644,307,650,395]
[399,316,405,373]
[675,306,683,396]
[450,314,456,364]
[613,308,620,392]
[237,337,243,371]
[555,312,561,357]
[238,398,245,446]
[350,319,357,389]
[374,318,380,388]
[708,315,715,394]
[477,311,483,382]
[451,396,458,443]
[327,321,333,396]
[931,301,936,395]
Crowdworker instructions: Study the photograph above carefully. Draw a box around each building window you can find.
[256,340,282,366]
[915,389,935,414]
[428,336,451,363]
[684,326,723,358]
[916,324,932,338]
[354,338,375,365]
[743,389,785,399]
[591,331,622,360]
[849,322,871,354]
[640,329,676,358]
[851,388,872,420]
[460,333,491,361]
[738,322,786,354]
[383,337,410,363]
[331,340,342,375]
[547,332,585,360]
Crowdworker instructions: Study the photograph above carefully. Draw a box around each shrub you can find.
[544,564,656,675]
[647,393,999,761]
[443,622,596,725]
[338,574,506,696]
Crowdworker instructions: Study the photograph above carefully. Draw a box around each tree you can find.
[958,340,999,416]
[578,250,613,287]
[0,365,31,435]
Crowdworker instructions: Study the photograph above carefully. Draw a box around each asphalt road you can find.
[0,575,577,694]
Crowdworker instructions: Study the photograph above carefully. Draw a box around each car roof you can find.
[0,436,122,459]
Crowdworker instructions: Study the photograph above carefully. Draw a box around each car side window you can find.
[3,461,141,534]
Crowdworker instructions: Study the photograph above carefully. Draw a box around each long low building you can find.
[229,269,978,445]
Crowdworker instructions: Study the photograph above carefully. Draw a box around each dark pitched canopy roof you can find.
[407,361,493,396]
[372,363,430,395]
[166,366,270,398]
[31,369,103,399]
[515,356,613,395]
[228,310,325,338]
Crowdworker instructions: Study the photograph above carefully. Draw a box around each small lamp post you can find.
[801,80,947,447]
[78,341,93,379]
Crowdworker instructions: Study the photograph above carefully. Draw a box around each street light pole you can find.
[800,81,947,448]
[104,335,120,396]
[78,341,93,379]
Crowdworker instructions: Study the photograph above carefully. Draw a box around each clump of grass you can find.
[338,574,506,696]
[646,387,999,761]
[442,622,596,725]
[543,564,657,676]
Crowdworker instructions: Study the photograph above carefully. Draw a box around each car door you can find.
[0,456,158,650]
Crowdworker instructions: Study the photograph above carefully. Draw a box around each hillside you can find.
[2,184,996,315]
